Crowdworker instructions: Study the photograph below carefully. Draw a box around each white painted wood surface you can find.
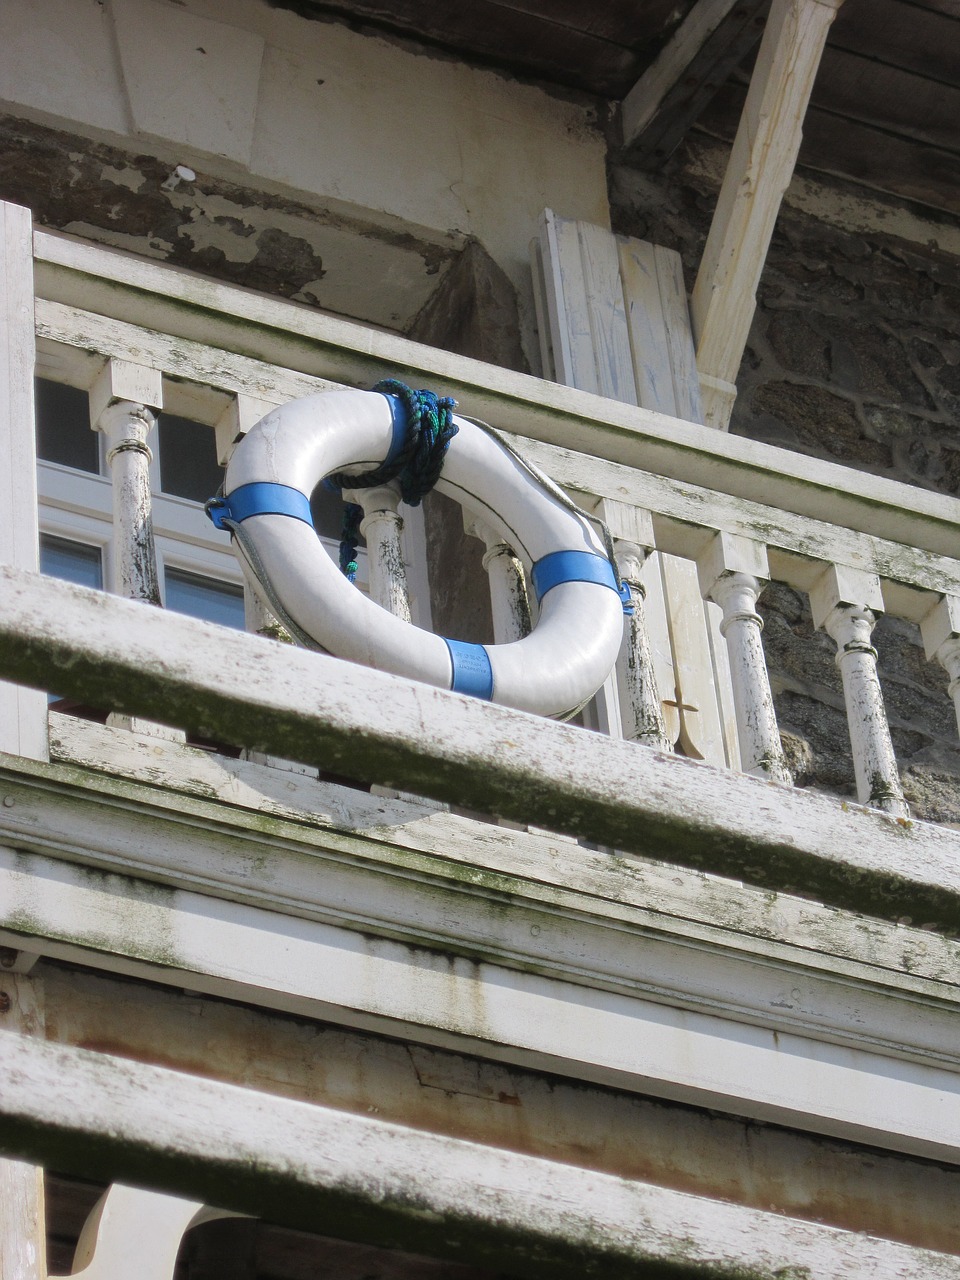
[40,712,960,990]
[811,565,908,817]
[52,1183,236,1280]
[536,211,744,764]
[0,201,46,762]
[0,973,45,1280]
[3,1035,960,1279]
[3,566,960,932]
[691,0,844,428]
[921,595,960,738]
[467,518,530,644]
[11,845,960,1164]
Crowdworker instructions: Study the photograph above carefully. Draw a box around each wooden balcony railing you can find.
[3,199,960,826]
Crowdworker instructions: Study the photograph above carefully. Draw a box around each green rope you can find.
[333,379,458,581]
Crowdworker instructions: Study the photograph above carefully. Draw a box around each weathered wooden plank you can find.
[576,221,638,404]
[0,973,46,1280]
[4,1036,960,1279]
[703,81,960,214]
[539,210,600,393]
[829,0,960,87]
[660,554,737,768]
[654,244,704,424]
[49,714,960,992]
[813,46,960,152]
[500,433,960,611]
[0,201,47,761]
[622,0,769,164]
[617,238,677,415]
[261,0,641,96]
[3,567,960,931]
[10,840,960,1161]
[691,0,844,428]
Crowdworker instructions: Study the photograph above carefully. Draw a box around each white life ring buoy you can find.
[208,386,628,719]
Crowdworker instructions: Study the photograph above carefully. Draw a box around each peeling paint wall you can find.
[0,0,608,359]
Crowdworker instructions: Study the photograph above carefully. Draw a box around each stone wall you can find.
[610,142,960,824]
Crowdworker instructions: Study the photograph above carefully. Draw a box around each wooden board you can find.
[830,0,960,86]
[8,1035,960,1280]
[814,46,960,153]
[702,71,960,216]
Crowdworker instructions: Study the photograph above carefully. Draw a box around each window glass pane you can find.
[35,379,98,473]
[158,414,223,503]
[165,567,245,629]
[40,535,103,589]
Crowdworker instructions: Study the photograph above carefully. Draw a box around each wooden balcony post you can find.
[0,963,46,1280]
[920,596,960,740]
[90,360,185,741]
[810,565,908,817]
[352,483,412,622]
[89,359,163,605]
[466,516,531,645]
[691,0,844,428]
[698,533,791,782]
[0,199,47,761]
[598,500,672,752]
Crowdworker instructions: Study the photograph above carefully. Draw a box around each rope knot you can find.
[329,379,458,580]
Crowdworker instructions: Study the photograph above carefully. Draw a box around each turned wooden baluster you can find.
[697,533,791,782]
[810,565,908,817]
[90,360,183,740]
[920,595,960,740]
[597,500,671,751]
[350,483,412,621]
[0,965,46,1280]
[464,515,531,644]
[89,359,163,606]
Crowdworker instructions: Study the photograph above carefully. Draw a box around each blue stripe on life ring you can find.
[530,550,619,603]
[444,638,493,700]
[380,393,408,468]
[207,482,313,530]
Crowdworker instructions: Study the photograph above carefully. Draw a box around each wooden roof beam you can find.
[620,0,769,167]
[691,0,844,429]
